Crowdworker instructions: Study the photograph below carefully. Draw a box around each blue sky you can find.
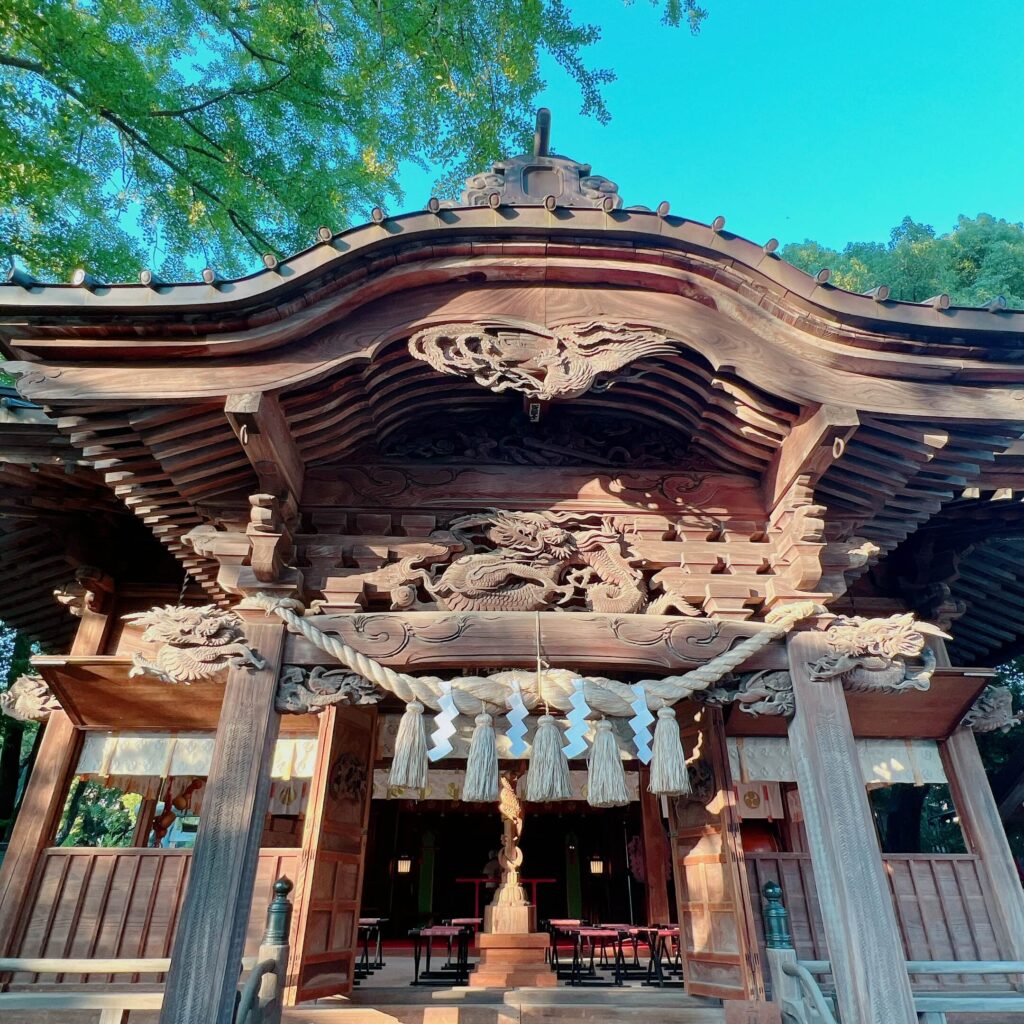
[400,1,1024,250]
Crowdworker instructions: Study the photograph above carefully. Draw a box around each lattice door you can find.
[669,704,765,1000]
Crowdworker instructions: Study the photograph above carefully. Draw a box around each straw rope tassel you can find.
[462,709,499,802]
[587,718,629,808]
[389,700,428,791]
[649,705,691,796]
[526,714,572,802]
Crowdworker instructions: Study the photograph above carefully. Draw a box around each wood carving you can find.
[408,321,674,400]
[379,408,697,468]
[962,685,1024,733]
[702,670,794,717]
[0,673,61,722]
[276,666,383,714]
[53,566,115,617]
[809,613,949,693]
[485,772,531,932]
[123,604,265,684]
[341,509,647,614]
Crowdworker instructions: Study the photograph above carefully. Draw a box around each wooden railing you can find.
[0,876,294,1022]
[746,851,1013,990]
[7,847,298,986]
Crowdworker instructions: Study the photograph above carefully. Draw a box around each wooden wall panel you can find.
[746,852,1013,991]
[7,848,297,987]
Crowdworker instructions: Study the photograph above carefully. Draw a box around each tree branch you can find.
[150,71,291,117]
[0,49,273,256]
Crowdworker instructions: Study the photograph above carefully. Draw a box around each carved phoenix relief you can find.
[277,666,383,714]
[702,671,795,717]
[123,604,265,684]
[407,321,676,401]
[809,613,950,694]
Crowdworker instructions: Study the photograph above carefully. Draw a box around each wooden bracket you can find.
[764,404,859,514]
[225,392,305,504]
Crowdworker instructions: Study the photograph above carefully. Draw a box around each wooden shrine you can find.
[3,112,1024,1023]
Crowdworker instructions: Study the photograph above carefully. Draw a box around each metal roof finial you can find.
[534,108,552,158]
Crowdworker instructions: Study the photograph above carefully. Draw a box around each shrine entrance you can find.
[361,791,651,935]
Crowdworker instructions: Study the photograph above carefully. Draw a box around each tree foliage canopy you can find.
[0,0,703,281]
[783,214,1024,308]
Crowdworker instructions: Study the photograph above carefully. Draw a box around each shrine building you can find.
[3,111,1024,1024]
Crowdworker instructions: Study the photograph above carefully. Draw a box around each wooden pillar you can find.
[0,600,109,955]
[159,618,285,1024]
[943,726,1024,959]
[638,766,672,925]
[0,711,80,955]
[786,631,917,1024]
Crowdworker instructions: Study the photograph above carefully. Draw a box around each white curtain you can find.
[727,736,947,786]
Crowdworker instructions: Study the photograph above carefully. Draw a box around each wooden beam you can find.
[224,392,304,501]
[638,767,672,927]
[786,631,917,1024]
[159,618,285,1024]
[942,727,1024,960]
[764,403,859,512]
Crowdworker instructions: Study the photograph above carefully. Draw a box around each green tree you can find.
[783,213,1024,307]
[0,625,37,843]
[0,0,705,281]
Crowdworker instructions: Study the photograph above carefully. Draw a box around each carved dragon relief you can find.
[332,509,648,614]
[123,605,265,684]
[962,685,1024,733]
[407,321,675,401]
[809,613,949,694]
[0,673,61,722]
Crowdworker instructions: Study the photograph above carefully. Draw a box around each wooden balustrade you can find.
[745,851,1014,991]
[5,847,297,987]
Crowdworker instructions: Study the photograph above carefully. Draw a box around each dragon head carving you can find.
[123,604,265,684]
[124,604,246,647]
[810,613,951,693]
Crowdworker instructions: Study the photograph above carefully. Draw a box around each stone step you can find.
[284,1007,724,1024]
[346,986,714,1008]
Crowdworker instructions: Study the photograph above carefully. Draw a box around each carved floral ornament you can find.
[407,321,676,401]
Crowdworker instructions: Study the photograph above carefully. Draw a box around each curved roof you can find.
[3,114,1024,354]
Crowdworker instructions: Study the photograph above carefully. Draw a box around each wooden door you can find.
[668,704,764,1000]
[288,705,377,1002]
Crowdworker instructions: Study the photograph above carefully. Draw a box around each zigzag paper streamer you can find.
[506,680,529,757]
[562,678,591,759]
[428,681,458,762]
[629,682,655,765]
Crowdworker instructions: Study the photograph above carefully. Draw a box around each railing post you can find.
[256,877,293,1024]
[761,881,804,1016]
